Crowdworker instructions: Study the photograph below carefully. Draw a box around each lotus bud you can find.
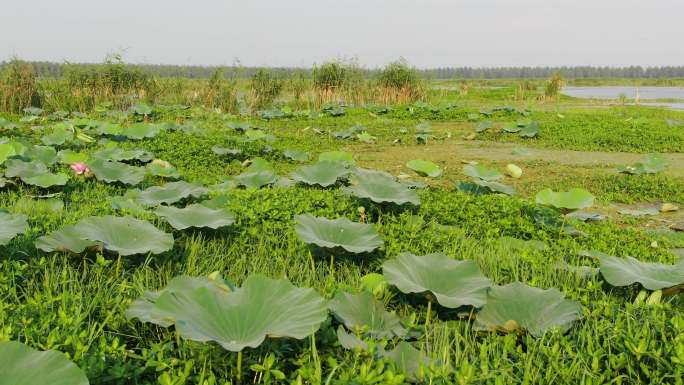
[506,164,523,179]
[70,163,90,176]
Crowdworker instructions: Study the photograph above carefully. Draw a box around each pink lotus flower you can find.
[70,163,90,175]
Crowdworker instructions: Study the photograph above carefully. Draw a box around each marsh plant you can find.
[377,59,425,104]
[544,71,564,101]
[250,69,283,108]
[0,59,40,113]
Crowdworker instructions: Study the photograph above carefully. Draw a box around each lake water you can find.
[562,86,684,100]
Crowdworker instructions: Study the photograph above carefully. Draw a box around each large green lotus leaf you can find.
[0,341,89,385]
[381,342,432,382]
[92,147,153,163]
[383,253,491,308]
[35,224,100,253]
[0,212,28,245]
[87,158,146,185]
[41,125,73,146]
[474,282,582,337]
[24,145,57,165]
[598,255,684,290]
[318,151,355,166]
[21,172,69,188]
[73,216,173,256]
[456,180,516,196]
[57,150,89,165]
[137,181,208,206]
[127,274,328,351]
[329,291,406,338]
[463,164,503,181]
[294,214,384,254]
[94,122,124,136]
[535,188,595,210]
[155,204,235,230]
[4,159,48,178]
[0,142,27,165]
[124,123,161,140]
[283,148,309,162]
[336,325,368,350]
[291,160,350,187]
[406,159,442,177]
[344,169,419,205]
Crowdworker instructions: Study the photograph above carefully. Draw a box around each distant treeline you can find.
[5,61,684,79]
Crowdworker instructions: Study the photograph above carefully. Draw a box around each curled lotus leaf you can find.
[535,188,595,210]
[294,214,384,254]
[329,291,406,338]
[598,254,684,290]
[383,252,491,308]
[126,274,328,351]
[137,181,208,206]
[474,282,582,337]
[0,212,28,245]
[406,159,442,177]
[87,158,146,185]
[155,204,236,230]
[0,341,90,385]
[73,215,174,256]
[291,160,350,187]
[344,169,419,205]
[618,153,669,175]
[457,180,516,196]
[463,164,503,181]
[35,224,100,253]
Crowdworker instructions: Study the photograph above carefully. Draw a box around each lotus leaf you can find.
[0,341,89,385]
[318,151,355,165]
[24,145,57,164]
[125,123,161,139]
[598,255,684,290]
[406,159,442,177]
[234,170,278,189]
[73,216,174,255]
[0,142,26,164]
[0,212,28,245]
[336,326,368,350]
[535,188,595,210]
[383,253,491,308]
[137,181,208,206]
[283,148,309,162]
[4,159,48,178]
[146,160,180,179]
[127,274,327,351]
[618,153,669,175]
[87,158,145,185]
[463,164,503,181]
[344,169,419,205]
[57,150,89,165]
[291,160,350,187]
[155,204,235,230]
[130,103,152,115]
[294,214,384,253]
[519,121,540,138]
[457,180,516,196]
[92,147,153,163]
[502,123,521,133]
[356,132,376,143]
[476,121,493,133]
[41,125,72,146]
[329,291,406,338]
[381,342,432,381]
[35,224,100,253]
[474,282,582,337]
[22,172,69,188]
[211,146,242,156]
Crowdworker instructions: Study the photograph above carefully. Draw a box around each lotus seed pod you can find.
[506,164,523,179]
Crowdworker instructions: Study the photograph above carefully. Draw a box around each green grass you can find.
[1,82,684,385]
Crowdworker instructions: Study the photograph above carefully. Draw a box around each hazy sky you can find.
[1,0,682,68]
